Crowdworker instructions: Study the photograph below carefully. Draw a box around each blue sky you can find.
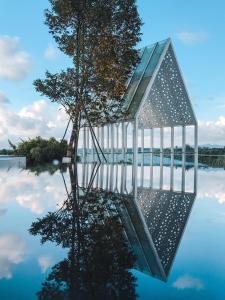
[0,0,225,147]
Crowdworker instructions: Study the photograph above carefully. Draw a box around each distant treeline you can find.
[1,141,225,168]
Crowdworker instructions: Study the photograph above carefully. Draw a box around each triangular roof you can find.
[122,38,197,127]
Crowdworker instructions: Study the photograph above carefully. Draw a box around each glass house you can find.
[80,38,198,164]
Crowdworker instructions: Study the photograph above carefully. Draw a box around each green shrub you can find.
[11,137,67,165]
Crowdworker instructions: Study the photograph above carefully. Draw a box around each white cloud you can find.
[173,274,204,290]
[0,36,32,80]
[0,233,26,279]
[0,98,69,149]
[44,44,59,60]
[38,255,53,273]
[176,31,209,45]
[198,116,225,145]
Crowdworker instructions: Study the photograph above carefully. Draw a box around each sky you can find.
[0,0,225,147]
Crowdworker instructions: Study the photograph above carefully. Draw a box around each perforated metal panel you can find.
[138,44,196,128]
[137,187,196,276]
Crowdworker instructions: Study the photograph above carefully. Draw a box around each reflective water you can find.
[0,158,225,299]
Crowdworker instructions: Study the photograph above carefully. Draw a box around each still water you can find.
[0,157,225,300]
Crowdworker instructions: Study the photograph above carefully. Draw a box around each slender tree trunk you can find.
[67,112,80,161]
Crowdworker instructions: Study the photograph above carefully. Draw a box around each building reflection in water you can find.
[29,161,197,299]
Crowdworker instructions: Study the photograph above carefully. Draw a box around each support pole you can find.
[150,128,154,166]
[101,126,104,152]
[116,124,119,154]
[160,127,164,189]
[125,122,128,159]
[83,127,86,161]
[182,126,186,192]
[182,126,186,166]
[86,127,89,156]
[107,125,110,154]
[141,127,144,168]
[160,127,164,166]
[132,119,138,197]
[122,122,125,162]
[111,124,114,163]
[141,127,144,154]
[194,124,198,193]
[170,127,174,190]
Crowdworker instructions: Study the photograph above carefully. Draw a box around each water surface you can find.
[0,158,225,299]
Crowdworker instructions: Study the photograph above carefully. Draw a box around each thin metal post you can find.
[160,128,164,189]
[141,127,144,171]
[107,125,110,154]
[182,126,186,191]
[111,124,114,163]
[182,126,186,165]
[160,127,164,166]
[110,163,114,191]
[92,127,95,162]
[132,119,138,197]
[194,124,198,193]
[121,163,125,193]
[106,164,109,190]
[194,124,198,165]
[150,164,153,188]
[85,163,89,188]
[116,124,119,154]
[83,127,86,160]
[141,127,144,154]
[125,122,128,158]
[101,126,104,152]
[170,127,174,190]
[122,122,125,161]
[100,164,104,188]
[150,128,154,166]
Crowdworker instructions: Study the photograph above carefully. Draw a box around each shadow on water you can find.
[29,161,197,299]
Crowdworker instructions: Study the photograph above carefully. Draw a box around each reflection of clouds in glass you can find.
[0,233,26,279]
[173,274,204,290]
[38,255,53,273]
[0,169,66,214]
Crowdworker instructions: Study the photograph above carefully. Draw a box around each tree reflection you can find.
[29,163,137,300]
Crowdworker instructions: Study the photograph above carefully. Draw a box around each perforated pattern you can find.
[138,45,196,128]
[137,188,196,275]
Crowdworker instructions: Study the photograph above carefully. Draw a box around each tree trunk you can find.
[67,112,80,161]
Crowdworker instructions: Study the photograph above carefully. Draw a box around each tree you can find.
[34,0,142,159]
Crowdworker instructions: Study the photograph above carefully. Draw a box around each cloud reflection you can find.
[0,233,26,279]
[173,274,204,290]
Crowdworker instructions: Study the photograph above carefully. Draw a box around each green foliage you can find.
[9,137,67,165]
[34,0,142,126]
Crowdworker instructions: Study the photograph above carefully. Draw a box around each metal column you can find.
[101,126,104,152]
[160,128,164,189]
[132,119,138,197]
[83,127,86,160]
[107,125,110,154]
[111,124,114,163]
[170,127,174,189]
[150,128,154,166]
[122,122,125,162]
[182,126,186,191]
[194,124,198,193]
[86,127,89,157]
